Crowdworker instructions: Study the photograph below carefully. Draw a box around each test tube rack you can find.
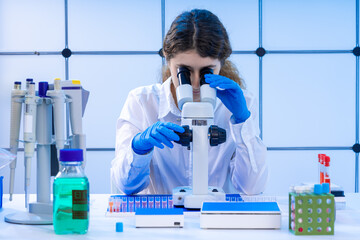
[107,194,242,216]
[289,192,335,235]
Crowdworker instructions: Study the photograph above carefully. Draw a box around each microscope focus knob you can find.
[175,125,192,147]
[208,125,226,146]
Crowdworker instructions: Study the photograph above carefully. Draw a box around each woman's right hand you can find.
[132,121,185,155]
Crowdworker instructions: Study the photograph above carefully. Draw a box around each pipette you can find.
[9,82,26,201]
[23,82,37,208]
[25,78,33,90]
[62,80,89,167]
[47,78,66,159]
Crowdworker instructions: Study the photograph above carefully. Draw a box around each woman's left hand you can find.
[205,74,250,123]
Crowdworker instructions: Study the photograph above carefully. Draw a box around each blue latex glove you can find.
[132,121,185,155]
[205,74,250,124]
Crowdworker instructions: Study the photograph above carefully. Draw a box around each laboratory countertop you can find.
[0,193,359,240]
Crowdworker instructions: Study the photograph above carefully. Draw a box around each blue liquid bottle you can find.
[53,149,89,234]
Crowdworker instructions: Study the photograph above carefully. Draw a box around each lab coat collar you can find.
[158,77,181,119]
[158,77,221,120]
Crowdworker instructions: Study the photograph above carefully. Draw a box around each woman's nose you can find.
[191,72,201,88]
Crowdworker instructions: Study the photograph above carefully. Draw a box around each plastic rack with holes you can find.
[289,183,335,235]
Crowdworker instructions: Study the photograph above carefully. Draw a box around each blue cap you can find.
[314,184,322,195]
[322,183,330,194]
[26,78,33,82]
[116,222,123,232]
[38,82,49,97]
[14,81,22,85]
[59,149,83,162]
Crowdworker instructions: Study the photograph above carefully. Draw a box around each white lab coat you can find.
[111,77,268,195]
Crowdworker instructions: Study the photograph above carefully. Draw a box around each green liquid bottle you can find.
[53,149,89,234]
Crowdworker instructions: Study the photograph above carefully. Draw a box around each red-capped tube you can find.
[320,154,325,184]
[318,154,323,184]
[324,155,331,192]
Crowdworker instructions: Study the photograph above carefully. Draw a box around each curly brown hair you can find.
[162,9,245,89]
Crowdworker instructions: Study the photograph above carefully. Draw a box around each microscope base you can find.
[173,186,226,209]
[184,194,225,209]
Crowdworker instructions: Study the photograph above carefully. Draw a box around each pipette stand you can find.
[5,79,89,225]
[5,97,53,224]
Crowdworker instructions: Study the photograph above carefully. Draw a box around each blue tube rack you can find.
[107,194,242,214]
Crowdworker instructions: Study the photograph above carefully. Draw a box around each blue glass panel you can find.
[0,0,65,51]
[263,0,355,50]
[263,54,355,147]
[68,0,161,51]
[85,151,114,193]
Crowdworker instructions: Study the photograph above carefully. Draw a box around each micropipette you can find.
[47,78,66,159]
[26,78,33,89]
[61,80,89,167]
[9,82,26,201]
[23,82,38,208]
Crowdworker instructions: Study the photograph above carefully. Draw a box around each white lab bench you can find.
[0,193,359,239]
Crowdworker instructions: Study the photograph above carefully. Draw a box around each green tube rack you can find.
[289,192,335,235]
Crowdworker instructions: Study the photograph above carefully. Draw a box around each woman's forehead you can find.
[170,50,220,68]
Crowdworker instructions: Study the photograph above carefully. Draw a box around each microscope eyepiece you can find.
[200,68,213,86]
[177,67,191,85]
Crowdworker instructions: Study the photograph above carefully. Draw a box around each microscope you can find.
[172,67,227,209]
[5,78,89,225]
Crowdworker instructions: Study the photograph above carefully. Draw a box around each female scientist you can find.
[111,9,268,195]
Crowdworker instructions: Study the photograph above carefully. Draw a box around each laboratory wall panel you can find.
[0,56,65,149]
[85,151,114,193]
[68,0,162,51]
[262,0,355,50]
[262,54,355,147]
[265,150,355,195]
[165,0,258,51]
[0,0,65,51]
[69,55,163,148]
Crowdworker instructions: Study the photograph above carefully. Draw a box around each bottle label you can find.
[72,190,88,219]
